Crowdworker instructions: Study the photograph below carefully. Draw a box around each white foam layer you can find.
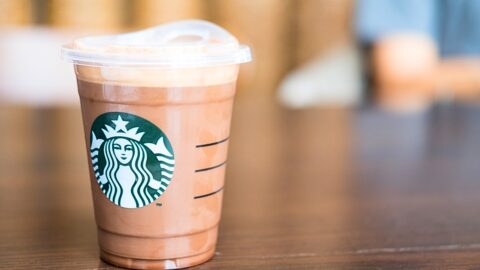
[75,65,239,87]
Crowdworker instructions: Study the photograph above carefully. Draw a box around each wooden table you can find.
[2,98,480,269]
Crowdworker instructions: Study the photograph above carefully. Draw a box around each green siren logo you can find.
[89,112,175,208]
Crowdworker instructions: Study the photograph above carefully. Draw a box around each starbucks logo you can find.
[89,112,175,208]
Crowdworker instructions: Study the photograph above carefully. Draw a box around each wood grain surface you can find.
[2,98,480,269]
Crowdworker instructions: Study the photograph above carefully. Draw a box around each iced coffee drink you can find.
[62,20,251,269]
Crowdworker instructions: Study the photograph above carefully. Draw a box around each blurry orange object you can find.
[372,33,438,111]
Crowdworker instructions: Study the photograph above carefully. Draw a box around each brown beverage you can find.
[63,20,251,269]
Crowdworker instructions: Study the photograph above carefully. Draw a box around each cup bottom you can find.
[100,246,215,270]
[97,225,219,269]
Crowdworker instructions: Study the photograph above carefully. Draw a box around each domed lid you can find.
[62,20,252,68]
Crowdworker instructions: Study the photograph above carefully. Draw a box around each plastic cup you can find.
[62,20,251,269]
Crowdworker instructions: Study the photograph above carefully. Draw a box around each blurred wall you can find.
[0,0,354,104]
[295,0,353,66]
[0,0,33,25]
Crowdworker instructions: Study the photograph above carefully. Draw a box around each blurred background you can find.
[2,0,480,108]
[3,1,480,267]
[0,0,355,106]
[2,1,480,195]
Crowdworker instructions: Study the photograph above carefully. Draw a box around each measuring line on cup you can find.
[194,187,224,199]
[196,136,229,148]
[195,160,227,173]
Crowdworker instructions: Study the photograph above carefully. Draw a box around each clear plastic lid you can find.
[61,20,252,68]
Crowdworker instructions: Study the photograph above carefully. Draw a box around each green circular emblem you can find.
[89,112,175,208]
